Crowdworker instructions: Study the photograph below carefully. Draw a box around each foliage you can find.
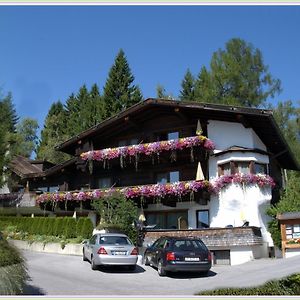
[92,193,138,242]
[179,69,195,101]
[77,217,94,239]
[63,217,77,238]
[156,84,172,99]
[267,171,300,248]
[266,100,300,248]
[0,238,27,295]
[103,49,143,118]
[198,273,300,295]
[0,216,90,239]
[36,101,70,163]
[181,38,281,107]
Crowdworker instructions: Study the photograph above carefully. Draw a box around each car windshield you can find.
[173,239,207,251]
[99,236,131,245]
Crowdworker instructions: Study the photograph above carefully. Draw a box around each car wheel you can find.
[83,249,88,261]
[143,255,150,266]
[157,260,166,277]
[91,257,98,270]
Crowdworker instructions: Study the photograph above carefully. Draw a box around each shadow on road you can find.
[97,265,146,274]
[167,269,217,279]
[22,282,46,295]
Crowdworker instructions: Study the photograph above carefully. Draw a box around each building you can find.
[3,99,299,265]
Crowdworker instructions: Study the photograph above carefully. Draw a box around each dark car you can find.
[143,236,212,276]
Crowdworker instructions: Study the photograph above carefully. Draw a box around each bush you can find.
[92,193,138,243]
[63,217,77,238]
[53,217,64,237]
[198,273,300,295]
[0,238,27,295]
[80,218,94,239]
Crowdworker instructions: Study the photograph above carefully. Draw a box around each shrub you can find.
[80,218,94,239]
[92,193,138,243]
[0,238,27,295]
[53,217,64,237]
[63,217,77,238]
[198,273,300,295]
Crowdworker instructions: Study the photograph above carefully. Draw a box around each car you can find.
[82,233,138,271]
[143,236,212,276]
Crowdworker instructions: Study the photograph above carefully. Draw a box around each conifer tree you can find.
[103,49,143,118]
[179,69,195,101]
[37,101,70,163]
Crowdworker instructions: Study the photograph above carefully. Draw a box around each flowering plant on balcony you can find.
[213,173,275,192]
[80,135,215,165]
[36,179,213,204]
[287,238,300,245]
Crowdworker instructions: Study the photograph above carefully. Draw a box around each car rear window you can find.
[99,236,131,245]
[173,239,207,251]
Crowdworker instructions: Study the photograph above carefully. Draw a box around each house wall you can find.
[207,120,267,152]
[207,120,274,249]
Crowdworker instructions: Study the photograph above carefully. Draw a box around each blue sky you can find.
[0,5,300,132]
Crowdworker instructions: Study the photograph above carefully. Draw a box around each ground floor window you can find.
[145,210,188,229]
[196,210,209,228]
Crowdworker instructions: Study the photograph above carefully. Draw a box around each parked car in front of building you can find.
[83,233,138,271]
[143,236,212,276]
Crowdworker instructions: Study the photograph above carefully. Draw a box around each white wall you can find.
[207,120,267,152]
[286,249,300,258]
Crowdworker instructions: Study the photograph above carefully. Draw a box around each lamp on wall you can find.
[196,162,205,181]
[196,119,203,136]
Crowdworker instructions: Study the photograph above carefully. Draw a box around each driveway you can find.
[22,250,300,296]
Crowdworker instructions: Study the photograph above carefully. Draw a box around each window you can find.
[156,171,180,184]
[254,163,268,175]
[118,138,138,147]
[98,177,112,189]
[168,132,179,140]
[286,224,300,240]
[196,210,209,228]
[145,210,188,229]
[218,161,268,176]
[89,235,97,245]
[157,131,179,141]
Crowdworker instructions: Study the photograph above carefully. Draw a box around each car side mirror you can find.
[82,240,89,245]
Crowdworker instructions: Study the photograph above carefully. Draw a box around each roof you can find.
[55,98,299,171]
[214,146,269,157]
[9,156,45,177]
[277,212,300,220]
[10,156,77,179]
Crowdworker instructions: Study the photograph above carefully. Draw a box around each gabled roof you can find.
[10,156,77,179]
[214,145,270,157]
[55,98,299,171]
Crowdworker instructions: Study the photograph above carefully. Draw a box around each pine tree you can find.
[186,38,281,107]
[65,93,81,138]
[179,69,195,101]
[37,101,70,163]
[103,49,143,118]
[0,92,19,133]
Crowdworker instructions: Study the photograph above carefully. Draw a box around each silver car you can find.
[83,233,138,271]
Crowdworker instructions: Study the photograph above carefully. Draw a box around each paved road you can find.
[22,250,300,296]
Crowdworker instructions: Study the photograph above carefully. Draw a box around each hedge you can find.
[0,216,94,239]
[198,274,300,295]
[0,238,27,295]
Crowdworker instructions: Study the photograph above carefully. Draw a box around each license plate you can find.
[112,251,126,255]
[185,257,200,261]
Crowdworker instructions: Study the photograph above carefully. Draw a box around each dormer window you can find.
[218,161,268,176]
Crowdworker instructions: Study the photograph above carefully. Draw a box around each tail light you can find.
[130,247,138,255]
[97,247,108,255]
[166,252,175,261]
[207,251,212,261]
